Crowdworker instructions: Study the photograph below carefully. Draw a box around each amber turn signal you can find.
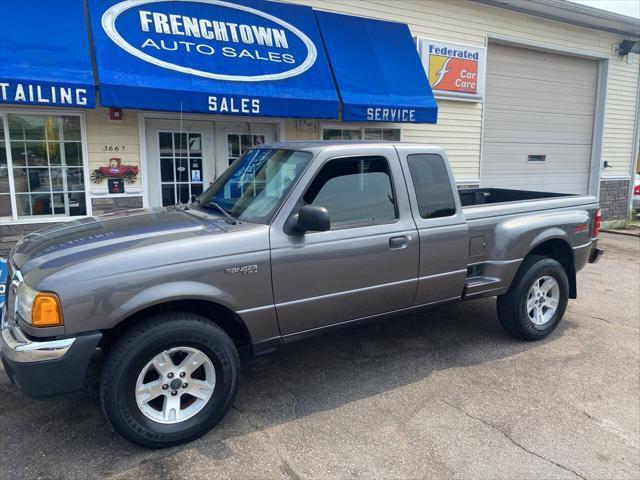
[32,293,64,327]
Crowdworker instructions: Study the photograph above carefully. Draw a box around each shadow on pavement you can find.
[0,296,570,478]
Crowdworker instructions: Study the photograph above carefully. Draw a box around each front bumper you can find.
[1,312,101,398]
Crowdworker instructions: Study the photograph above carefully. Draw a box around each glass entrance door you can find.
[158,131,204,206]
[145,120,276,208]
[225,134,266,167]
[145,119,215,208]
[214,123,277,181]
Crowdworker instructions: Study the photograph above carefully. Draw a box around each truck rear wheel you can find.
[496,255,569,341]
[99,312,240,448]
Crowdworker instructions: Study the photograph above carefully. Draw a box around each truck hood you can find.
[11,208,225,275]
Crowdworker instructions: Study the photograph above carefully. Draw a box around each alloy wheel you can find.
[526,275,560,326]
[135,347,216,424]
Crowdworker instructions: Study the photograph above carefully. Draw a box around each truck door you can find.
[395,146,469,305]
[269,145,419,336]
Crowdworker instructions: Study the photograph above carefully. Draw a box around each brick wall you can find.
[599,179,630,220]
[0,196,143,258]
[0,223,55,258]
[90,196,144,215]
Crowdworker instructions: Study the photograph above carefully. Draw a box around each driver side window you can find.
[303,156,397,229]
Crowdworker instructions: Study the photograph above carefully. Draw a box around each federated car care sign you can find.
[88,0,339,118]
[418,39,485,101]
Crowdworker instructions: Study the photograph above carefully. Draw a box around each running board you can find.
[463,276,502,299]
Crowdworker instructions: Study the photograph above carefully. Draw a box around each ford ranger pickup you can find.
[1,142,603,447]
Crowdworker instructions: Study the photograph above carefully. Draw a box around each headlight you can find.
[16,283,37,321]
[16,283,64,327]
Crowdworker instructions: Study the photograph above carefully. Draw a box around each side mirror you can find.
[295,205,330,233]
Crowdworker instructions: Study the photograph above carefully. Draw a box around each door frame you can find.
[138,111,286,208]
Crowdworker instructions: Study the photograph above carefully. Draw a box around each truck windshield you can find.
[197,149,312,224]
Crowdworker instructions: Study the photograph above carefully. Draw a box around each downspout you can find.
[628,63,640,218]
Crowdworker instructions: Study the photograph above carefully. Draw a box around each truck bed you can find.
[458,188,572,207]
[457,186,599,299]
[458,187,598,222]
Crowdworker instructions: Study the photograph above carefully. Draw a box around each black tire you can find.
[496,255,569,341]
[99,312,240,448]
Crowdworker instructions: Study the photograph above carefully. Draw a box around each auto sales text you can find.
[138,10,296,63]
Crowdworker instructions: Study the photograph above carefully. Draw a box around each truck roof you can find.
[256,140,443,152]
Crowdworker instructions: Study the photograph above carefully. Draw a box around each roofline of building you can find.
[470,0,640,37]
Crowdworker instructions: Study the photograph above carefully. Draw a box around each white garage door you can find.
[481,43,598,194]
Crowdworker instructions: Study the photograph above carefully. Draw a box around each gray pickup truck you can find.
[1,142,602,447]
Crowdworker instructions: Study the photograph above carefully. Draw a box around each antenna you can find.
[177,101,185,205]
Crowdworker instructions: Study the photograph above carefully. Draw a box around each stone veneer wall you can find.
[0,196,143,257]
[0,223,51,258]
[90,196,144,216]
[599,179,631,221]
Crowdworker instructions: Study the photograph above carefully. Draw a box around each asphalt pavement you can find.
[0,232,638,480]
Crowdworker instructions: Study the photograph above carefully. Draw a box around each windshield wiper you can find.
[205,202,237,225]
[188,195,237,225]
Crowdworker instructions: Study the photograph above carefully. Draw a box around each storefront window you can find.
[322,126,401,141]
[364,128,401,141]
[322,128,361,140]
[226,134,265,167]
[1,113,88,220]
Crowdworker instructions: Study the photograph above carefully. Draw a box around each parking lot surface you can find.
[1,232,638,480]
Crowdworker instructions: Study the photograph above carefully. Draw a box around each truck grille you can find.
[6,259,15,294]
[4,259,18,320]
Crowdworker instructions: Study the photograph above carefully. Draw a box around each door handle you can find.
[389,236,408,249]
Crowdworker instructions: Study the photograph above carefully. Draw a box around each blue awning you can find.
[0,0,95,108]
[87,0,339,119]
[315,11,437,123]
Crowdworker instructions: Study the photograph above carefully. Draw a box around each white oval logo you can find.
[101,0,318,82]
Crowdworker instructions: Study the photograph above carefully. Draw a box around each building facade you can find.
[1,0,639,255]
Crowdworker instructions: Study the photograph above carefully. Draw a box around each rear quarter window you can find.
[406,154,457,219]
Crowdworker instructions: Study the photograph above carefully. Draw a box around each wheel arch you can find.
[526,238,577,299]
[101,299,254,355]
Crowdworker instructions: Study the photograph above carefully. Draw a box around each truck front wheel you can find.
[99,312,240,448]
[497,255,569,341]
